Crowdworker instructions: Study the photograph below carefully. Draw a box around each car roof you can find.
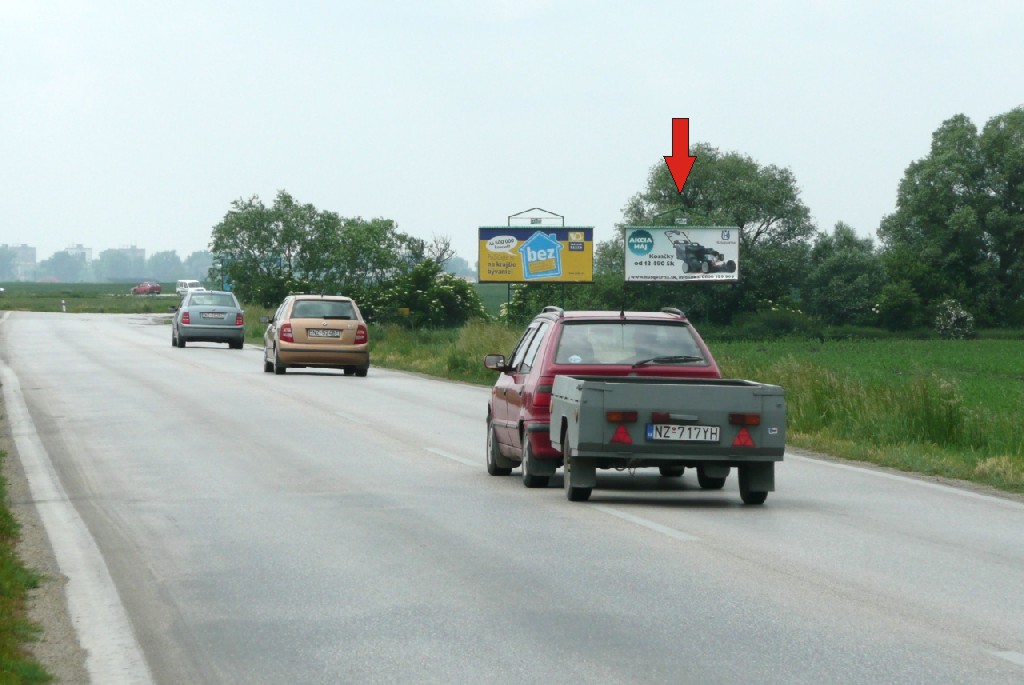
[535,307,689,323]
[290,294,355,302]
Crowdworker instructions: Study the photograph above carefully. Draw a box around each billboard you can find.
[478,227,594,283]
[624,226,740,282]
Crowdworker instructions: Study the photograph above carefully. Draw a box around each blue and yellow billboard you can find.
[478,227,594,283]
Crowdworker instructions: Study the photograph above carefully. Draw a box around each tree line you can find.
[0,248,213,284]
[212,106,1023,333]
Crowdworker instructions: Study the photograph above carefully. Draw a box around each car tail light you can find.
[606,411,638,423]
[181,311,190,324]
[235,313,244,326]
[355,323,368,344]
[281,323,294,343]
[729,413,761,426]
[530,375,555,410]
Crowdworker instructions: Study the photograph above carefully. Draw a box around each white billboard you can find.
[624,226,740,282]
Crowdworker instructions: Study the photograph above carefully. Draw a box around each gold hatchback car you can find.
[263,294,370,376]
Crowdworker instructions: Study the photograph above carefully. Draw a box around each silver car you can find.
[171,290,245,349]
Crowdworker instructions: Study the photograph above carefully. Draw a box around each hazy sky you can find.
[3,1,1022,266]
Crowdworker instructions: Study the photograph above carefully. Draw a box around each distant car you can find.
[484,306,722,485]
[171,290,245,349]
[175,279,204,297]
[131,281,161,295]
[262,294,369,376]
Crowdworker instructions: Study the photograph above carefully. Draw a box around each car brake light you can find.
[606,411,637,423]
[729,413,761,426]
[530,376,555,410]
[281,323,294,343]
[235,313,244,326]
[181,311,190,324]
[355,323,368,344]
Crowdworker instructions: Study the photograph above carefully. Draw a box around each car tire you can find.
[486,422,512,476]
[521,440,549,488]
[355,366,369,377]
[659,466,685,477]
[274,348,286,375]
[263,356,273,373]
[171,331,177,347]
[564,449,592,502]
[696,465,726,490]
[176,330,186,348]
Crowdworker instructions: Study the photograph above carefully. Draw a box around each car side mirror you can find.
[484,354,508,372]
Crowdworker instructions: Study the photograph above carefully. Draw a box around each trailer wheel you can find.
[486,422,512,476]
[564,449,592,502]
[697,465,727,489]
[739,467,768,505]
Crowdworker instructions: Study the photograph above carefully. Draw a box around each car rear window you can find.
[554,322,703,365]
[190,293,237,307]
[291,300,355,319]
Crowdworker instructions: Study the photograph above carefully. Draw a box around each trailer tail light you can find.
[732,427,755,448]
[280,323,294,343]
[181,311,190,324]
[729,413,761,426]
[354,323,368,345]
[235,313,244,326]
[531,376,555,410]
[606,411,638,423]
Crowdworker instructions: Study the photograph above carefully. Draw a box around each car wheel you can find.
[696,465,726,490]
[171,330,177,347]
[263,355,273,373]
[486,422,512,476]
[273,347,286,375]
[563,448,592,502]
[230,340,243,350]
[176,330,186,348]
[521,440,549,488]
[659,466,685,477]
[355,366,368,377]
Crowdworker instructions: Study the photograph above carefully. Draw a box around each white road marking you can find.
[425,447,478,467]
[989,650,1024,668]
[594,505,701,542]
[0,362,155,685]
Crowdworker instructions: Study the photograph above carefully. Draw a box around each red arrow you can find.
[663,118,696,193]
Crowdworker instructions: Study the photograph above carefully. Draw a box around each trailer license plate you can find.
[646,424,720,442]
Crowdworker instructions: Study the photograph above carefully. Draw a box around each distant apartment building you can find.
[63,243,93,261]
[2,243,37,281]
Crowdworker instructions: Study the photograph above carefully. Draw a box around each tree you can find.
[802,222,885,326]
[94,249,144,283]
[37,251,86,282]
[878,107,1024,325]
[146,251,183,282]
[210,192,327,306]
[184,251,213,281]
[366,260,486,327]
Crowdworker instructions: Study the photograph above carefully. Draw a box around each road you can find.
[2,311,1023,684]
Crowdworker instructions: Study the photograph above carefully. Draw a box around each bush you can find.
[934,299,976,339]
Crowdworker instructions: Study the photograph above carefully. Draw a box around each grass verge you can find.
[0,450,51,684]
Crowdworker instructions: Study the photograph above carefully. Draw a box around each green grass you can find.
[0,282,178,314]
[0,451,52,684]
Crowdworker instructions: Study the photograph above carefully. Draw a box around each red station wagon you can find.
[484,306,722,487]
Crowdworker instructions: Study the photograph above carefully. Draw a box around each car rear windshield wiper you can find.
[632,355,704,368]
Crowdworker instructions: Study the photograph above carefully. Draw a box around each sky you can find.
[2,0,1023,267]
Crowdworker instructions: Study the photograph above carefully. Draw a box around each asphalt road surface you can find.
[2,311,1023,684]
